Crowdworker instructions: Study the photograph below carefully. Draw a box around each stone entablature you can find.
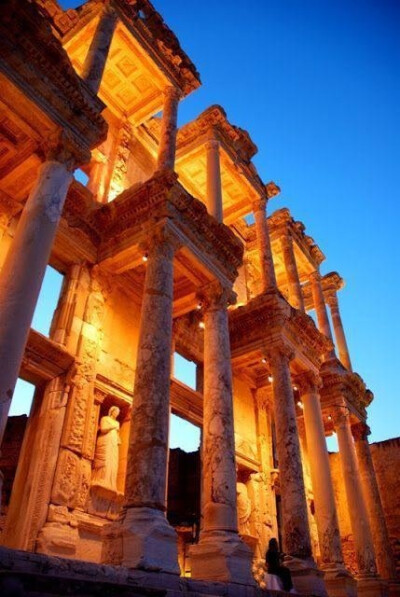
[95,171,243,285]
[40,0,200,96]
[319,359,372,421]
[229,290,332,388]
[0,0,107,155]
[268,208,325,274]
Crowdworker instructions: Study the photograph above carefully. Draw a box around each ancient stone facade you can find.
[0,1,398,597]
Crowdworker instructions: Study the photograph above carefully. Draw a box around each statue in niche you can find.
[237,481,252,536]
[91,406,121,496]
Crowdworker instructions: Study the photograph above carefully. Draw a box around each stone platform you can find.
[0,547,313,597]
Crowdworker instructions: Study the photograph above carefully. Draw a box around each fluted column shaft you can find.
[352,422,396,579]
[122,227,180,573]
[252,198,276,291]
[332,407,377,577]
[157,87,180,171]
[82,2,118,94]
[299,374,343,567]
[206,138,223,223]
[281,232,305,311]
[268,348,312,558]
[327,292,352,371]
[0,141,76,446]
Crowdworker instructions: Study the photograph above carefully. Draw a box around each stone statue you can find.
[91,406,121,495]
[237,481,252,536]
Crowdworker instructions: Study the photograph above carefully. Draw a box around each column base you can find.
[190,531,254,584]
[285,556,328,596]
[322,564,357,597]
[36,523,78,558]
[357,576,388,597]
[121,506,179,574]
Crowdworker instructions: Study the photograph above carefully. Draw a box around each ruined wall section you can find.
[370,437,400,576]
[329,451,356,575]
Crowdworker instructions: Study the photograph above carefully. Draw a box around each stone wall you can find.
[328,451,357,574]
[370,437,400,577]
[0,415,27,531]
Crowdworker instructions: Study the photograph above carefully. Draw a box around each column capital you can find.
[295,370,322,395]
[263,343,295,366]
[205,137,220,152]
[351,421,371,441]
[330,404,350,429]
[251,196,267,213]
[40,130,90,170]
[309,270,321,284]
[197,281,235,312]
[140,222,182,259]
[325,288,339,309]
[102,0,117,16]
[163,85,181,102]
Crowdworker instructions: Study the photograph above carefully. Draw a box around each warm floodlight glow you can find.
[142,254,148,262]
[297,401,303,409]
[199,321,205,330]
[268,375,273,383]
[261,357,267,364]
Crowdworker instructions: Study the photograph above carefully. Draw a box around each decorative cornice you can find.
[0,0,107,153]
[268,208,326,268]
[320,360,370,418]
[176,106,266,202]
[95,171,244,282]
[44,0,200,95]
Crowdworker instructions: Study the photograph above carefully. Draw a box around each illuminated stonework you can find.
[0,1,398,596]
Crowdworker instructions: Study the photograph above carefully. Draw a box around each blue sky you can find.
[13,0,398,446]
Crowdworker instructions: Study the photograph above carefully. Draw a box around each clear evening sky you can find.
[18,0,399,445]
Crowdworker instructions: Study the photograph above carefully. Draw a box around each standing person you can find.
[265,537,294,592]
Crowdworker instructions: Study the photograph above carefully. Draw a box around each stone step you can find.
[0,547,313,597]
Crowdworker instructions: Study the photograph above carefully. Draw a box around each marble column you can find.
[206,137,223,223]
[298,373,344,568]
[281,232,305,311]
[190,282,253,584]
[352,422,397,580]
[122,226,180,574]
[157,87,181,171]
[309,272,334,353]
[252,197,276,291]
[268,348,312,559]
[326,291,352,371]
[81,1,118,94]
[332,407,377,577]
[0,136,77,447]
